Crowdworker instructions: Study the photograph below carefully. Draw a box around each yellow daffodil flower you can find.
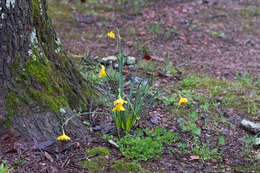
[57,130,71,141]
[112,103,126,111]
[113,95,128,105]
[178,95,188,106]
[107,31,115,39]
[98,64,107,78]
[112,95,127,112]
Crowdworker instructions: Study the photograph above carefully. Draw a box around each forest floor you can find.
[1,0,260,172]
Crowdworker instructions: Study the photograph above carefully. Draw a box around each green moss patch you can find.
[170,74,260,117]
[8,52,70,114]
[85,147,110,156]
[78,157,108,173]
[111,160,142,173]
[78,147,110,172]
[234,165,260,172]
[5,92,24,116]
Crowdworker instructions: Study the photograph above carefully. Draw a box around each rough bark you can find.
[0,0,92,141]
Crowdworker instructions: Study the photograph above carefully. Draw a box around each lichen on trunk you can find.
[0,0,94,141]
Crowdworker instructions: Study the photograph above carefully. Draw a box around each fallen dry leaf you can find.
[44,151,54,163]
[74,142,80,148]
[143,53,152,60]
[190,155,200,160]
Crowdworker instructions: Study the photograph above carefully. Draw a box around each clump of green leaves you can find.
[171,137,223,161]
[219,136,226,146]
[192,142,222,161]
[0,159,13,173]
[177,111,201,136]
[171,142,191,154]
[179,75,201,89]
[236,71,253,84]
[164,27,179,40]
[80,64,105,85]
[148,23,161,34]
[161,94,178,106]
[241,6,260,18]
[76,30,159,134]
[105,31,158,134]
[78,147,110,173]
[107,127,179,161]
[210,31,226,38]
[243,134,258,157]
[139,59,158,73]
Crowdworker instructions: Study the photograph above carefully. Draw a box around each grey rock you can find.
[113,63,119,68]
[126,56,136,65]
[100,55,136,66]
[101,56,117,64]
[241,119,260,134]
[131,76,148,85]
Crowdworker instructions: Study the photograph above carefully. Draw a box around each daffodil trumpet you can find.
[98,64,107,78]
[112,95,128,112]
[178,95,188,106]
[57,130,71,141]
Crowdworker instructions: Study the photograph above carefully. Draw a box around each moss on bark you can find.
[2,0,96,140]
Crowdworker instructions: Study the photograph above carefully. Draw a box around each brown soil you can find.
[1,0,260,172]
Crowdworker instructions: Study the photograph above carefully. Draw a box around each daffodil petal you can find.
[107,31,115,39]
[178,96,188,106]
[98,65,107,78]
[57,133,71,141]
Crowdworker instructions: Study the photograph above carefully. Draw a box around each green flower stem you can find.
[119,41,123,96]
[117,28,124,97]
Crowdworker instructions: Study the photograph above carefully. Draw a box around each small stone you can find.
[39,162,46,166]
[131,76,148,85]
[93,56,99,60]
[113,63,119,68]
[254,138,260,146]
[126,56,136,65]
[101,56,117,64]
[256,152,260,160]
[108,140,119,148]
[60,108,66,114]
[190,155,200,160]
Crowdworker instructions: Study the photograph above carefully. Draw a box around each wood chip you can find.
[190,155,200,160]
[44,151,54,163]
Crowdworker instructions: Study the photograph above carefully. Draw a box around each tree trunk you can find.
[0,0,92,141]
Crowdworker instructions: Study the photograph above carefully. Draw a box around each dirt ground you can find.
[1,0,260,172]
[54,0,260,79]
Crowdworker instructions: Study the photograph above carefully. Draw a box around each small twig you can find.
[61,157,70,168]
